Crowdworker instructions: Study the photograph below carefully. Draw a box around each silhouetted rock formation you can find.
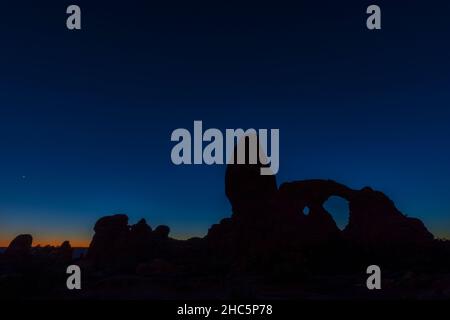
[131,218,153,235]
[153,225,170,239]
[0,236,76,299]
[277,181,433,247]
[206,136,286,270]
[5,234,33,259]
[344,187,434,246]
[128,218,154,263]
[29,241,73,262]
[277,180,350,244]
[225,135,278,218]
[87,214,130,269]
[55,241,74,264]
[1,136,447,300]
[87,214,174,271]
[208,143,435,272]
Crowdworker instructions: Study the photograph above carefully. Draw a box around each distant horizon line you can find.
[0,234,201,248]
[1,235,450,250]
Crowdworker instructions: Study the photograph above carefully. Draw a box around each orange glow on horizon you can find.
[0,225,205,248]
[0,237,91,248]
[0,232,197,248]
[2,231,447,248]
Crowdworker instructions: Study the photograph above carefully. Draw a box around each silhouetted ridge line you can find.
[1,142,449,299]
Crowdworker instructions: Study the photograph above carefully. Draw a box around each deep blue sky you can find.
[1,1,449,245]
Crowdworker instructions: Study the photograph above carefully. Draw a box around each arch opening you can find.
[323,196,350,231]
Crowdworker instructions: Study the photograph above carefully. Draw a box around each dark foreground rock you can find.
[86,215,176,271]
[0,141,447,299]
[5,234,33,258]
[207,145,434,273]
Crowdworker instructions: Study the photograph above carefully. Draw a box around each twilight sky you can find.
[1,1,450,246]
